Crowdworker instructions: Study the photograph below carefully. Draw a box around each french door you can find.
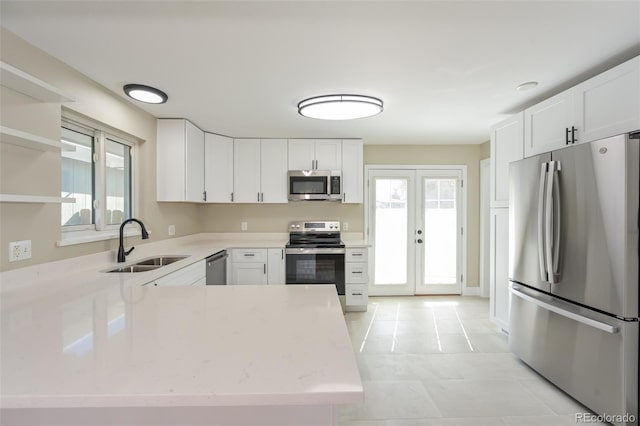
[368,168,464,296]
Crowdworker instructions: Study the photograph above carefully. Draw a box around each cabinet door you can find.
[489,208,510,332]
[288,139,315,170]
[341,139,363,203]
[231,262,268,285]
[490,113,524,208]
[573,56,640,144]
[524,90,573,157]
[267,248,286,285]
[260,139,288,203]
[185,120,205,202]
[204,133,234,203]
[157,119,187,201]
[233,139,261,203]
[315,139,342,171]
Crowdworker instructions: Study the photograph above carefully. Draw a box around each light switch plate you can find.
[241,222,248,231]
[168,224,176,236]
[9,240,31,262]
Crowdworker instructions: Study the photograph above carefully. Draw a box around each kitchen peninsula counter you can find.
[1,279,362,425]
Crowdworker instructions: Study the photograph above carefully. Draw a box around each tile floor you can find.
[339,296,606,426]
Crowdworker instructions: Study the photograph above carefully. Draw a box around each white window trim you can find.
[60,113,139,245]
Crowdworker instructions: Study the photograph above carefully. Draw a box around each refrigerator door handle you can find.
[550,161,562,282]
[510,287,619,334]
[544,161,559,284]
[538,163,548,282]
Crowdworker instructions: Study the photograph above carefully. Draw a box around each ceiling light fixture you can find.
[123,84,168,104]
[298,94,383,120]
[516,81,539,92]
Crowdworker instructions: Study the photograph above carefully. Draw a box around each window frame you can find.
[61,115,137,236]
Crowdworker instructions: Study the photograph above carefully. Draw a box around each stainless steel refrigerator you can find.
[508,133,639,426]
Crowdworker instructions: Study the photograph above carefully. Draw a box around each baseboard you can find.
[462,286,481,296]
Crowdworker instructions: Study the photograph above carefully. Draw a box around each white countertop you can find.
[1,284,363,408]
[0,233,365,410]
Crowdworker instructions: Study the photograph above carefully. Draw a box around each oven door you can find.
[285,248,345,295]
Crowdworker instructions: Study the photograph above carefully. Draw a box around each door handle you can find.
[511,287,618,334]
[538,163,548,281]
[545,161,561,284]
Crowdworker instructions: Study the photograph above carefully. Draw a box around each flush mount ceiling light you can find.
[516,81,539,92]
[298,94,383,120]
[123,84,168,104]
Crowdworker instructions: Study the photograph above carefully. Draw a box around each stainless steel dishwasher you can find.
[205,250,228,285]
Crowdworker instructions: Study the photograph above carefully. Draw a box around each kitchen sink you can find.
[103,255,189,273]
[134,255,189,266]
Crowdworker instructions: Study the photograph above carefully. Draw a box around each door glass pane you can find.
[61,127,94,226]
[374,178,408,285]
[105,139,131,225]
[424,178,457,284]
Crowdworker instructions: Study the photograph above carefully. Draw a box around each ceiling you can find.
[1,1,639,145]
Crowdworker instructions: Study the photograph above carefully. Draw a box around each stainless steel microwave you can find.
[287,170,341,201]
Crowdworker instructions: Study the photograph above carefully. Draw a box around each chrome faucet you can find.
[117,218,150,263]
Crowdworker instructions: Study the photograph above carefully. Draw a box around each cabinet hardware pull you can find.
[231,192,234,202]
[281,249,284,260]
[203,191,207,202]
[258,192,260,202]
[352,292,362,296]
[352,253,363,256]
[352,271,363,274]
[244,253,255,257]
[263,264,266,274]
[571,126,577,144]
[565,127,570,145]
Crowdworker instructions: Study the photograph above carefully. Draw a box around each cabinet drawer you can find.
[232,248,267,263]
[346,248,368,262]
[346,284,368,306]
[346,262,368,284]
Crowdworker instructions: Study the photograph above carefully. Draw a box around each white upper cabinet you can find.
[288,139,316,170]
[524,56,640,157]
[573,56,640,144]
[204,133,234,203]
[233,139,262,203]
[524,90,573,157]
[260,139,288,203]
[157,119,205,202]
[490,113,524,208]
[288,139,342,171]
[315,140,342,171]
[233,139,288,203]
[341,139,364,204]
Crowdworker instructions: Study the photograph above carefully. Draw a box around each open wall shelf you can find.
[0,61,75,103]
[0,126,61,151]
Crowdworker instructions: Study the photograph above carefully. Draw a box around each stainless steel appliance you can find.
[287,170,341,201]
[285,221,346,299]
[206,250,228,285]
[508,133,639,426]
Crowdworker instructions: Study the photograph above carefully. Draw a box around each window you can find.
[61,118,134,233]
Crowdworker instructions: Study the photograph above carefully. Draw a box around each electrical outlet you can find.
[168,225,176,236]
[241,222,248,231]
[343,222,349,231]
[9,240,31,262]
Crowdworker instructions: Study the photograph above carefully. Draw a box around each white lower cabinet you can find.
[267,248,285,285]
[230,248,267,285]
[229,248,285,285]
[147,260,206,287]
[489,208,510,332]
[345,247,369,311]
